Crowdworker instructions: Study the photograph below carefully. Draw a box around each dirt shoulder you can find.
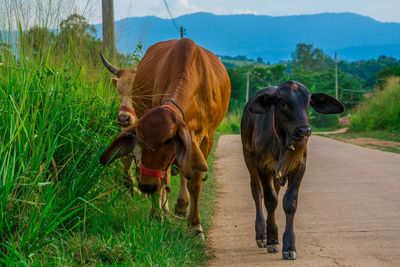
[317,130,400,154]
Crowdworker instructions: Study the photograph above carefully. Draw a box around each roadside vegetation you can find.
[219,44,400,136]
[219,44,368,134]
[349,77,400,134]
[320,68,400,153]
[0,2,217,265]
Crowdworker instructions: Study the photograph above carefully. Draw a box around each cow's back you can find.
[132,38,230,134]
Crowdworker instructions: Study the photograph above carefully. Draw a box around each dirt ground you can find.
[326,136,400,153]
[316,128,400,153]
[208,135,400,266]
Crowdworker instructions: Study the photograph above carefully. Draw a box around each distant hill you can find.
[93,12,400,63]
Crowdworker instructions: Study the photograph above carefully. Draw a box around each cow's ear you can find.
[248,92,276,114]
[311,93,344,114]
[99,125,137,165]
[112,77,118,87]
[175,122,192,178]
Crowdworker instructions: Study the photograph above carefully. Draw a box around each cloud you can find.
[170,0,205,16]
[231,8,258,15]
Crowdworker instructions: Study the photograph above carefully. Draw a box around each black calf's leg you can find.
[282,163,305,260]
[260,174,280,253]
[250,177,267,248]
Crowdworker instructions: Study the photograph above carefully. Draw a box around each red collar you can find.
[119,105,137,119]
[140,155,176,179]
[161,104,176,114]
[273,112,279,139]
[162,99,185,121]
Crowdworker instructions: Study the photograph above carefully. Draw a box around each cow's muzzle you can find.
[117,114,132,127]
[138,183,158,194]
[290,126,312,140]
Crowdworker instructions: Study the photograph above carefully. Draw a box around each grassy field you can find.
[0,42,220,265]
[349,77,400,134]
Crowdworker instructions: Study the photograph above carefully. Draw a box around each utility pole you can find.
[180,26,185,39]
[246,70,250,103]
[335,52,339,100]
[102,0,115,59]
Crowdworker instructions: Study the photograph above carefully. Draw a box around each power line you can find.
[163,0,180,33]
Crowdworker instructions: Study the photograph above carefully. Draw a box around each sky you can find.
[77,0,400,24]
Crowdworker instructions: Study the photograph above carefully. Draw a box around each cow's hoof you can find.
[174,203,188,218]
[195,229,205,240]
[256,239,267,248]
[267,244,279,253]
[174,209,187,218]
[190,225,205,240]
[282,250,296,260]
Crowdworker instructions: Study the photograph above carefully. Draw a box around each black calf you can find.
[241,81,344,260]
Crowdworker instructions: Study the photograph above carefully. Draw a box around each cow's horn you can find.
[100,52,119,76]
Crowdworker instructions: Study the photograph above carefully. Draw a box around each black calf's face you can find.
[275,82,312,141]
[248,81,344,142]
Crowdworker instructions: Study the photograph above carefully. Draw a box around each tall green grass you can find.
[350,77,400,134]
[217,111,241,134]
[1,12,218,267]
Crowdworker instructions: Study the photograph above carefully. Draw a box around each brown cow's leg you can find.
[282,163,305,260]
[121,155,138,194]
[250,176,267,248]
[174,174,189,217]
[259,172,280,253]
[187,172,204,239]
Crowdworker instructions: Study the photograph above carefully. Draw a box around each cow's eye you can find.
[165,137,174,144]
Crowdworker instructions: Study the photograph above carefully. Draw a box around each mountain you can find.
[93,12,400,63]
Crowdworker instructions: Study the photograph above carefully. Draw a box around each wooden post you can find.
[246,70,250,104]
[335,52,339,100]
[351,91,354,109]
[180,26,185,39]
[102,0,115,59]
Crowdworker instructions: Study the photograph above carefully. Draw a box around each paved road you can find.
[209,135,400,266]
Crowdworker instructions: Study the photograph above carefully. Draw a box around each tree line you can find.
[225,43,400,127]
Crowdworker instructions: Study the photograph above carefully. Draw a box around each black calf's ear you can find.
[311,93,344,114]
[248,93,276,114]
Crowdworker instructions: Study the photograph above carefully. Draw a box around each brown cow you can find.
[241,81,344,260]
[100,53,171,213]
[99,38,231,237]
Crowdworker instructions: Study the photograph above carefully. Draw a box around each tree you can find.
[23,26,55,56]
[56,14,102,64]
[58,14,99,49]
[291,43,332,72]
